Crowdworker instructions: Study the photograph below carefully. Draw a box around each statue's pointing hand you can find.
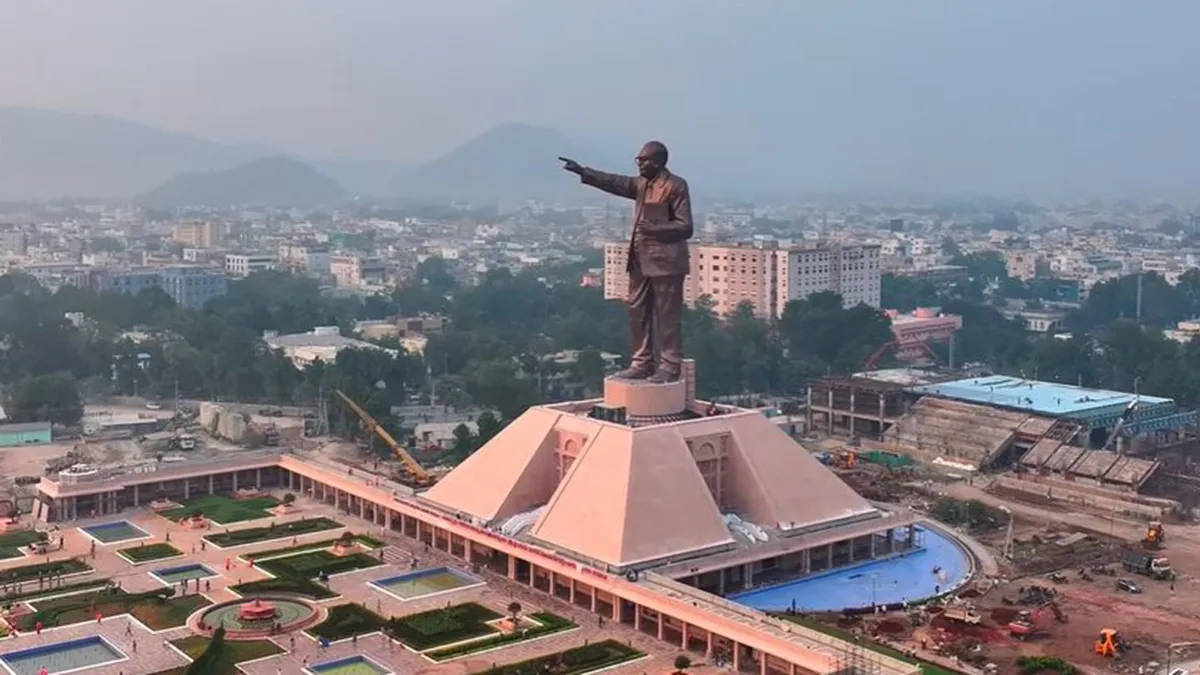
[558,157,584,175]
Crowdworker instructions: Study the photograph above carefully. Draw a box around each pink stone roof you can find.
[423,402,877,569]
[529,423,734,567]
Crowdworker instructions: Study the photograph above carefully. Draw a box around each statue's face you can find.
[635,144,665,179]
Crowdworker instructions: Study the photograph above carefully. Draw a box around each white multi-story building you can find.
[603,241,881,318]
[224,253,275,277]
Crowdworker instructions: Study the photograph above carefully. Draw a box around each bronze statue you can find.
[560,141,693,382]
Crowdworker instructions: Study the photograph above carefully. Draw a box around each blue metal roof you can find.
[906,376,1172,420]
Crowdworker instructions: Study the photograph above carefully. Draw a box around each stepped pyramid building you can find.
[426,361,919,590]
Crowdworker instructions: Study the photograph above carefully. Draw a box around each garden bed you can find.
[387,602,503,651]
[0,558,90,585]
[0,530,45,559]
[15,587,206,630]
[242,532,383,561]
[160,494,280,524]
[228,576,337,600]
[426,612,576,661]
[165,635,283,675]
[0,579,111,604]
[258,549,382,579]
[203,517,342,547]
[306,603,387,642]
[117,542,183,563]
[474,639,645,675]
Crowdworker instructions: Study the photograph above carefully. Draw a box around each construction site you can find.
[800,367,1200,675]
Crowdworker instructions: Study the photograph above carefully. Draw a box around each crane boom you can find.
[333,389,431,483]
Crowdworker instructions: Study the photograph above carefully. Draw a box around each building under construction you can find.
[806,369,946,441]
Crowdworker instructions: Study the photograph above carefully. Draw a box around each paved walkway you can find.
[0,496,697,675]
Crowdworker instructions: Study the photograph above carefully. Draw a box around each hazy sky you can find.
[3,1,1200,197]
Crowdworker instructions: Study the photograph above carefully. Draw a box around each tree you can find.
[507,601,522,627]
[450,423,477,459]
[674,655,693,674]
[6,372,83,425]
[475,411,504,446]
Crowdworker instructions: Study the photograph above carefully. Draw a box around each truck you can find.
[941,607,983,625]
[1123,551,1173,580]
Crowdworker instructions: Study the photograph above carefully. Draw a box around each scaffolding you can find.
[831,639,884,675]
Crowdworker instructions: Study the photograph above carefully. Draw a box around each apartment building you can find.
[278,243,332,275]
[171,221,224,248]
[603,241,881,318]
[330,254,388,288]
[88,267,228,309]
[224,253,275,277]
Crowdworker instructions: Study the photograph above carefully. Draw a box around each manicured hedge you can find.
[474,639,644,675]
[307,603,387,641]
[426,612,576,661]
[203,517,342,547]
[387,602,502,651]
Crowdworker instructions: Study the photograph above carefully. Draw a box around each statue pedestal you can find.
[603,377,686,418]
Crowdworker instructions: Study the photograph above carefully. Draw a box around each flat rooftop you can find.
[906,376,1171,418]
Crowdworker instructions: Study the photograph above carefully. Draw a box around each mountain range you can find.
[139,156,345,209]
[0,107,625,204]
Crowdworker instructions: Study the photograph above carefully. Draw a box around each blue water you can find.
[308,654,391,674]
[80,520,150,543]
[1,636,126,675]
[731,526,972,612]
[153,563,219,584]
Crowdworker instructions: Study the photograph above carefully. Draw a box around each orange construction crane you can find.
[334,389,436,489]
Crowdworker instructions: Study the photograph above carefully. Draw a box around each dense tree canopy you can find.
[10,259,1200,439]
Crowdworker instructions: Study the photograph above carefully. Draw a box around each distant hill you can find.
[391,123,626,203]
[139,156,344,208]
[0,107,261,200]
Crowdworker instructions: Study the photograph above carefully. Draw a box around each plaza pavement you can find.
[0,496,717,675]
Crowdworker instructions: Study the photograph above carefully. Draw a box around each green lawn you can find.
[306,603,387,642]
[474,639,644,675]
[242,533,383,561]
[161,494,280,524]
[777,614,957,675]
[163,636,284,675]
[258,549,382,579]
[228,575,338,600]
[0,579,110,604]
[117,542,183,563]
[387,602,503,651]
[0,558,90,585]
[0,530,45,559]
[17,587,205,630]
[203,517,343,548]
[426,612,576,661]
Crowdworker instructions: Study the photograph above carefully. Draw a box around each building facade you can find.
[225,254,275,277]
[171,221,224,248]
[159,267,229,309]
[0,422,52,447]
[604,241,882,318]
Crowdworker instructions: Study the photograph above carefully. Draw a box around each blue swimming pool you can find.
[79,520,150,544]
[152,562,219,585]
[307,654,393,675]
[369,567,482,601]
[732,525,973,612]
[0,636,126,675]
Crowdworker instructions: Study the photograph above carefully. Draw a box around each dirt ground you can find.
[831,464,1200,675]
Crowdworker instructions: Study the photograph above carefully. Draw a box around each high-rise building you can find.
[171,221,224,248]
[603,241,881,318]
